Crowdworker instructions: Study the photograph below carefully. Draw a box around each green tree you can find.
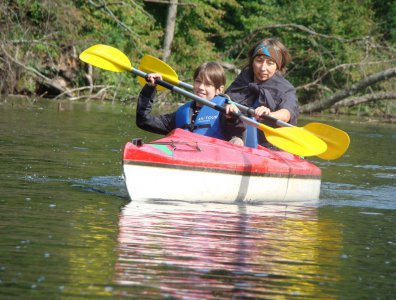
[0,0,394,116]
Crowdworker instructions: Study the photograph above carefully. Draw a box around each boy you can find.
[136,62,244,143]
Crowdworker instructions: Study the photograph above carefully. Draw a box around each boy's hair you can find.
[193,62,226,89]
[247,38,291,73]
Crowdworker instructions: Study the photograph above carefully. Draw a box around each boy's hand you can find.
[225,103,240,119]
[146,73,163,87]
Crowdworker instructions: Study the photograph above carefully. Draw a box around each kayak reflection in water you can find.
[114,202,341,299]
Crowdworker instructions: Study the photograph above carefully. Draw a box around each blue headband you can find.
[253,44,282,68]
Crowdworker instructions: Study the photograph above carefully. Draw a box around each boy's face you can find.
[193,77,224,101]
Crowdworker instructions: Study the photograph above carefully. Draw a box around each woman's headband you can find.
[253,44,282,69]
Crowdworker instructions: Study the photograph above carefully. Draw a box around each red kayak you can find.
[123,129,321,202]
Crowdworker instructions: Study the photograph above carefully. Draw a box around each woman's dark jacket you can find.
[225,68,299,148]
[225,68,299,125]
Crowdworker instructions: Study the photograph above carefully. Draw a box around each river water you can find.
[0,98,395,299]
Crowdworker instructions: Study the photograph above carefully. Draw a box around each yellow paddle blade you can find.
[139,55,179,84]
[304,122,350,160]
[258,124,328,157]
[79,44,132,72]
[138,55,179,91]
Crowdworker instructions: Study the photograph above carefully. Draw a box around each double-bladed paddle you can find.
[138,54,350,160]
[79,44,327,157]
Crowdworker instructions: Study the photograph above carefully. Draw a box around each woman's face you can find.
[252,55,277,83]
[193,77,223,101]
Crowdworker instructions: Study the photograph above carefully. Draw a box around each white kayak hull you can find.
[123,163,321,203]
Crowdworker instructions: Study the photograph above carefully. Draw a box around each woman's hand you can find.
[255,107,292,123]
[254,105,271,119]
[146,73,163,87]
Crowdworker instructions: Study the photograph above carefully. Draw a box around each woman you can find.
[136,61,244,142]
[225,38,298,147]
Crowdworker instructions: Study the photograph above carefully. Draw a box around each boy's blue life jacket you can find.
[175,95,226,139]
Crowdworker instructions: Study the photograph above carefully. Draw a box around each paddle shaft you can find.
[133,69,265,129]
[174,81,292,128]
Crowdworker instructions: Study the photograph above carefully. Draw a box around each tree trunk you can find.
[300,67,396,113]
[162,0,178,62]
[333,92,396,108]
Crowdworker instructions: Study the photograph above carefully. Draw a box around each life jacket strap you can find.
[181,123,211,132]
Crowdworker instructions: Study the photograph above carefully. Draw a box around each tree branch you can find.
[300,67,396,113]
[224,23,371,59]
[296,59,396,92]
[53,85,111,100]
[333,92,396,108]
[1,44,71,96]
[87,0,144,55]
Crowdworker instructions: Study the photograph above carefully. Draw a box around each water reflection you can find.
[114,201,342,299]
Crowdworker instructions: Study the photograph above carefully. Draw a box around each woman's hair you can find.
[246,38,291,73]
[193,62,226,89]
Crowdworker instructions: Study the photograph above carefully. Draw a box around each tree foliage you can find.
[0,0,395,116]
